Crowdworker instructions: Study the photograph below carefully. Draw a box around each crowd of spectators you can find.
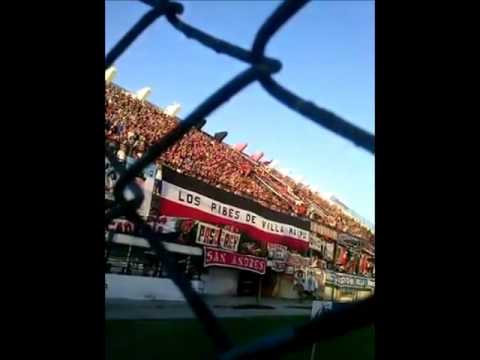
[105,83,294,214]
[161,129,295,214]
[106,83,178,158]
[265,168,374,242]
[105,82,374,242]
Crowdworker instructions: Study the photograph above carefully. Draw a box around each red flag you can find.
[240,163,252,176]
[233,143,247,152]
[251,152,264,162]
[336,247,348,266]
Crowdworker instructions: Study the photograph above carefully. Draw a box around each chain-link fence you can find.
[105,1,375,359]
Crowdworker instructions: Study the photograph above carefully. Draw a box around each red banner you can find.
[204,247,267,275]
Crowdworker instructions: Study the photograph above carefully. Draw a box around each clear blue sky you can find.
[105,0,375,225]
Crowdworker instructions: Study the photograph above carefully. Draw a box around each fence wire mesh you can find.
[105,1,375,359]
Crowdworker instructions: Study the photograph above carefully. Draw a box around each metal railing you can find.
[105,1,375,359]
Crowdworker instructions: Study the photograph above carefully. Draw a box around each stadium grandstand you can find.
[105,68,374,302]
[105,81,374,242]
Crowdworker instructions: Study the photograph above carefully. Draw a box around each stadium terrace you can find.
[105,78,374,303]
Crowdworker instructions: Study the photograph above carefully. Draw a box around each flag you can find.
[336,246,348,265]
[214,131,228,142]
[233,143,247,152]
[251,152,264,162]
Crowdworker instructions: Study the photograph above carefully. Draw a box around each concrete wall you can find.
[357,290,372,300]
[202,268,239,295]
[105,274,203,301]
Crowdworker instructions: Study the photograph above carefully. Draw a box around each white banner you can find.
[325,270,336,284]
[367,278,375,289]
[219,229,241,252]
[267,243,288,261]
[137,177,154,218]
[196,222,221,247]
[325,241,335,260]
[270,260,287,272]
[324,271,371,289]
[161,181,309,242]
[309,234,324,253]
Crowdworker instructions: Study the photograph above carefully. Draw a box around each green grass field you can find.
[106,317,374,360]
